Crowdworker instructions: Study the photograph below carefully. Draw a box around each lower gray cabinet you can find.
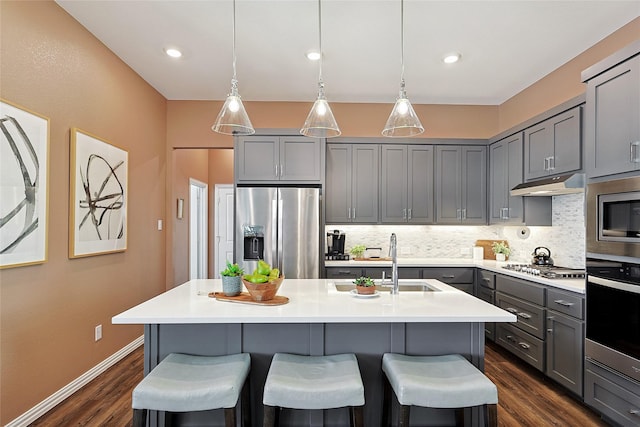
[496,322,545,371]
[546,311,583,396]
[422,267,475,294]
[476,270,496,341]
[325,267,421,280]
[585,360,640,426]
[325,267,362,279]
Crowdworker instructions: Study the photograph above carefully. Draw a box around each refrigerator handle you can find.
[277,198,284,272]
[272,199,278,263]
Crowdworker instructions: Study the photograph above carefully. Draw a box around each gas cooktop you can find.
[502,264,586,279]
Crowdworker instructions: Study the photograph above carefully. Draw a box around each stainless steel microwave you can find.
[587,176,640,258]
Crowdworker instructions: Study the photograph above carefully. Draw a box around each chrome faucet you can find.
[389,233,399,294]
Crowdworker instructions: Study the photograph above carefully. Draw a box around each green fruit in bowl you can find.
[269,268,280,280]
[243,273,268,283]
[257,260,271,276]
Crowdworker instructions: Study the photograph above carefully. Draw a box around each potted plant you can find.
[220,261,244,296]
[349,244,366,259]
[491,241,511,262]
[353,276,376,295]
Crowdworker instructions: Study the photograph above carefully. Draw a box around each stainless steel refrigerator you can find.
[235,186,321,279]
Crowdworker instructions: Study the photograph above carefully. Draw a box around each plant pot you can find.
[356,285,376,295]
[221,276,242,296]
[495,253,506,262]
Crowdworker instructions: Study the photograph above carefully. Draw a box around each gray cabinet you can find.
[236,136,322,182]
[324,267,421,280]
[583,54,640,178]
[523,106,582,180]
[326,144,379,223]
[422,267,475,294]
[381,145,434,224]
[435,146,487,224]
[489,133,523,224]
[546,288,584,396]
[476,269,496,341]
[585,359,640,426]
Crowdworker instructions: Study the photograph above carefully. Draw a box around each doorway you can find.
[214,184,234,278]
[189,178,208,280]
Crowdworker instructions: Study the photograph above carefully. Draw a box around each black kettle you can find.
[531,247,554,266]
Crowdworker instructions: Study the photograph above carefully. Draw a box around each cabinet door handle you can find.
[407,208,412,220]
[506,335,517,343]
[629,409,640,416]
[518,342,530,350]
[352,208,356,219]
[543,157,549,171]
[441,275,456,279]
[549,156,555,170]
[462,209,467,220]
[279,164,284,177]
[347,208,351,219]
[456,209,461,220]
[517,312,532,320]
[275,164,278,177]
[553,299,574,307]
[402,209,407,220]
[631,141,640,163]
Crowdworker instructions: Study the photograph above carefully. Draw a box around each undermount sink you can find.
[332,280,439,292]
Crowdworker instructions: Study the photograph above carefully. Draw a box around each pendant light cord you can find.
[232,0,238,83]
[318,0,323,86]
[400,0,405,87]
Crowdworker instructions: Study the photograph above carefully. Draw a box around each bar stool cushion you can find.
[382,353,497,409]
[132,353,250,412]
[263,353,365,410]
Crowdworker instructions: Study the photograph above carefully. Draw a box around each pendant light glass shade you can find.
[301,0,340,138]
[301,81,341,138]
[212,0,255,136]
[212,78,254,135]
[383,0,424,138]
[382,80,424,137]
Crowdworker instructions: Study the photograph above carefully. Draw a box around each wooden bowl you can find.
[242,275,284,301]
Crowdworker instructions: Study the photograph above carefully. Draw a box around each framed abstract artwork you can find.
[69,128,128,258]
[0,99,50,269]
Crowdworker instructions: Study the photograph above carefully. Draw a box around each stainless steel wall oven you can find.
[586,258,640,383]
[587,176,640,258]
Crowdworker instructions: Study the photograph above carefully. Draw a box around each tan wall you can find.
[171,150,210,286]
[0,1,167,424]
[498,17,640,132]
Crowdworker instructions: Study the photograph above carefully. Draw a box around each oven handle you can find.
[589,275,640,295]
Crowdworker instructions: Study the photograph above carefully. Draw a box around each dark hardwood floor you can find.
[31,342,608,426]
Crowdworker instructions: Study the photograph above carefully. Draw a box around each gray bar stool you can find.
[262,353,365,427]
[132,353,251,427]
[382,353,498,427]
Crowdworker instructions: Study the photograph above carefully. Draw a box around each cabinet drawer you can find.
[496,292,546,339]
[363,267,421,280]
[477,269,495,289]
[422,268,474,284]
[585,362,640,426]
[496,274,545,305]
[496,323,544,372]
[325,268,362,279]
[477,286,494,305]
[547,288,584,319]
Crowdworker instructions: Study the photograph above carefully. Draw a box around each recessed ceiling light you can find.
[443,53,461,64]
[165,48,183,58]
[306,51,321,61]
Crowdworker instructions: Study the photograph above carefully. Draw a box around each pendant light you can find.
[382,0,424,137]
[300,0,341,138]
[212,0,255,136]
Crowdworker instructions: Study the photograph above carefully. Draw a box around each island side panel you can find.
[145,322,486,427]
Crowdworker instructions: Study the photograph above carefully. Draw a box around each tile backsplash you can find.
[326,193,585,269]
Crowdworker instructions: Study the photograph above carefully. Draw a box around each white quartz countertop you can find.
[325,258,586,294]
[112,279,516,325]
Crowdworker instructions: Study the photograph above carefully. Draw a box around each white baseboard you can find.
[6,336,144,427]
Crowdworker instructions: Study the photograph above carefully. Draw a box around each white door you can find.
[189,179,208,280]
[214,184,234,278]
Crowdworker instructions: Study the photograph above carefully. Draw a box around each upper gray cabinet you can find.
[435,145,487,224]
[582,51,640,178]
[326,143,379,224]
[489,133,524,224]
[236,136,323,182]
[381,145,434,224]
[523,106,582,181]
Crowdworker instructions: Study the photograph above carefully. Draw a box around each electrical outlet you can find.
[95,324,102,341]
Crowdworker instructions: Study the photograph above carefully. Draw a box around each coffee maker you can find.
[326,230,348,260]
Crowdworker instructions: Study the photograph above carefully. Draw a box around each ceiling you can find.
[56,1,639,105]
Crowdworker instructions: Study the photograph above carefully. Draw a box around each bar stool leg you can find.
[382,376,391,427]
[132,408,147,427]
[224,407,236,427]
[263,405,277,427]
[455,408,465,426]
[350,405,364,427]
[486,404,498,427]
[241,379,251,427]
[398,405,411,427]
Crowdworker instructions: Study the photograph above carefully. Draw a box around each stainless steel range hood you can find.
[510,173,585,196]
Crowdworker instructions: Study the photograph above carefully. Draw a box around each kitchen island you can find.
[113,278,515,427]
